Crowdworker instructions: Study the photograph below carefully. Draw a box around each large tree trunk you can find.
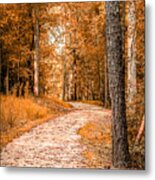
[33,6,40,96]
[105,1,130,168]
[127,1,137,105]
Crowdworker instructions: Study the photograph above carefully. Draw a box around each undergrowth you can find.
[0,95,72,150]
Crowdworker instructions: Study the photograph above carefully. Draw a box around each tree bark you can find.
[105,1,130,168]
[33,6,40,96]
[127,1,137,104]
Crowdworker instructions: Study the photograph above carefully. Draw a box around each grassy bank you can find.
[78,110,144,169]
[0,95,72,150]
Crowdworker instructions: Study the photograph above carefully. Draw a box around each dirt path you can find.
[0,102,109,168]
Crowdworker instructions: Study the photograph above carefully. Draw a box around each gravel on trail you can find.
[0,102,107,168]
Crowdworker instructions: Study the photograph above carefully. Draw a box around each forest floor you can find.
[0,102,112,169]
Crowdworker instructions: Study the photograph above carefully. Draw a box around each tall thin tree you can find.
[127,1,137,110]
[105,1,130,168]
[33,5,40,96]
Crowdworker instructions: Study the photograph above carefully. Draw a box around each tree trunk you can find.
[135,116,144,144]
[73,49,77,101]
[0,40,2,93]
[105,1,130,168]
[5,59,9,95]
[127,1,137,105]
[104,55,110,108]
[33,6,40,96]
[17,28,21,97]
[96,57,101,100]
[62,56,66,100]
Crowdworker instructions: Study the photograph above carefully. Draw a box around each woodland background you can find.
[0,0,145,169]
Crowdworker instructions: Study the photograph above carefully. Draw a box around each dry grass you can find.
[78,100,104,107]
[0,95,72,150]
[78,115,112,169]
[78,112,144,169]
[78,122,111,145]
[42,95,73,109]
[0,95,50,132]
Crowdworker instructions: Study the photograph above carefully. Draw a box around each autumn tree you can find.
[0,4,34,96]
[105,1,130,168]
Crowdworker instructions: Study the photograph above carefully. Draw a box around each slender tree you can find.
[33,5,40,96]
[105,1,130,168]
[127,1,137,104]
[104,56,110,108]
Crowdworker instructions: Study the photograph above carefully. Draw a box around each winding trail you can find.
[1,102,109,168]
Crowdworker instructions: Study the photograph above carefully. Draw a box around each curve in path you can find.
[0,102,109,168]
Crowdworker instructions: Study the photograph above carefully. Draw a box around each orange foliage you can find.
[78,122,111,145]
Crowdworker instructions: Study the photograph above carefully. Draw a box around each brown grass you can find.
[78,122,111,145]
[78,100,104,107]
[41,95,73,108]
[78,117,112,168]
[0,95,72,150]
[78,112,144,169]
